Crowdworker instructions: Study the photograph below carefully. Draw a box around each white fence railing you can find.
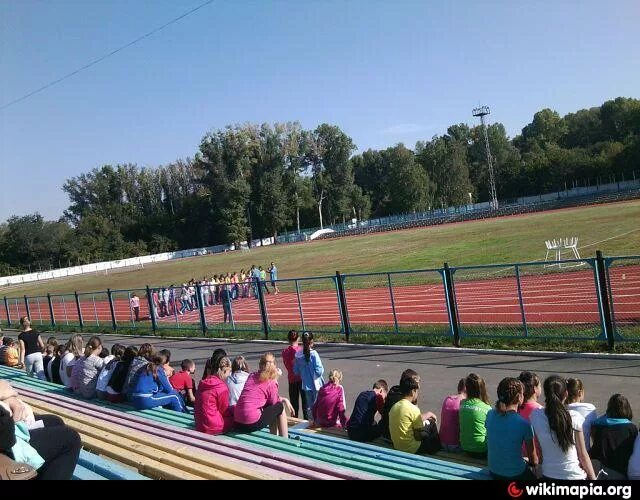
[0,237,275,287]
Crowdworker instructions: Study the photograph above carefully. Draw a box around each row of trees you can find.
[1,97,638,274]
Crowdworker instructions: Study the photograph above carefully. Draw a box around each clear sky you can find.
[1,0,638,221]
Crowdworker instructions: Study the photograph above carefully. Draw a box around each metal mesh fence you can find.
[343,273,395,334]
[1,254,637,345]
[607,257,640,340]
[28,296,52,326]
[50,294,80,326]
[8,298,27,325]
[78,292,110,327]
[153,286,196,329]
[0,300,7,327]
[452,265,525,339]
[111,289,150,328]
[389,270,451,336]
[206,283,264,333]
[263,279,304,334]
[296,277,343,334]
[517,260,602,340]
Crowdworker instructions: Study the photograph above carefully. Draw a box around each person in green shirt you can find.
[389,374,440,455]
[459,372,491,458]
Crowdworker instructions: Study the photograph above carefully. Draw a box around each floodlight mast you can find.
[472,106,498,210]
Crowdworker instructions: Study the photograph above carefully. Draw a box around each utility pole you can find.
[472,106,498,210]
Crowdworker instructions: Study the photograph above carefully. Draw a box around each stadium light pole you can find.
[472,105,498,210]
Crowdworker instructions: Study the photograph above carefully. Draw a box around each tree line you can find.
[1,97,638,275]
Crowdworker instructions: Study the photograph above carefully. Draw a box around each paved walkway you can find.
[34,332,640,416]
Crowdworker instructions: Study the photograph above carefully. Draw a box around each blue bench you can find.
[73,450,150,480]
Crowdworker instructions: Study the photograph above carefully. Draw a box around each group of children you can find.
[3,321,639,481]
[137,263,280,322]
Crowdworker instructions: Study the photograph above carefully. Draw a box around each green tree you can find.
[386,144,432,213]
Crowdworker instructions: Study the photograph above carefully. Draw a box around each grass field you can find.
[3,200,640,297]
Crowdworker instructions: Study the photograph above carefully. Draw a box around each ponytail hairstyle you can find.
[83,336,102,357]
[216,356,231,379]
[258,352,278,382]
[465,373,490,404]
[566,378,584,404]
[203,349,227,379]
[543,375,574,453]
[495,377,523,414]
[518,371,541,402]
[302,331,314,362]
[328,369,343,385]
[145,354,166,381]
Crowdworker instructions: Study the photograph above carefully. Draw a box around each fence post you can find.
[24,295,31,322]
[387,273,399,334]
[146,286,158,335]
[514,265,529,338]
[4,296,11,327]
[47,293,56,328]
[595,250,615,351]
[107,289,117,331]
[256,278,270,340]
[443,263,461,347]
[335,271,351,342]
[295,279,306,331]
[195,284,207,336]
[74,291,84,329]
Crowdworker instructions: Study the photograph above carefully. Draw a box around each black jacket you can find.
[0,405,16,453]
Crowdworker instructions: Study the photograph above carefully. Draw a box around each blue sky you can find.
[1,0,638,221]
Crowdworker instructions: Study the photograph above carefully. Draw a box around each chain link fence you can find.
[1,253,638,346]
[390,270,452,337]
[519,260,603,340]
[607,257,640,341]
[295,276,343,335]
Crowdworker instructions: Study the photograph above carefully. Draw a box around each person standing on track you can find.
[269,262,279,294]
[130,293,141,322]
[221,284,233,324]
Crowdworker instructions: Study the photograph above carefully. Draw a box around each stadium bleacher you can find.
[0,365,490,480]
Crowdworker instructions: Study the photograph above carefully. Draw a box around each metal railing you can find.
[1,251,638,349]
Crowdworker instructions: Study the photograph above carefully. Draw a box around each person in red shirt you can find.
[281,330,306,418]
[170,359,196,406]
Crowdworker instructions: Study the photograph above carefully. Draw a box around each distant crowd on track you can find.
[129,262,280,323]
[2,317,640,481]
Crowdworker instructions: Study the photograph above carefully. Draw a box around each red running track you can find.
[4,266,639,328]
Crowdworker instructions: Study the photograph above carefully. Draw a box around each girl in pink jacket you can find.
[195,352,234,435]
[312,370,348,428]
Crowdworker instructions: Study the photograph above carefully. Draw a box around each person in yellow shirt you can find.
[3,338,22,368]
[389,374,440,454]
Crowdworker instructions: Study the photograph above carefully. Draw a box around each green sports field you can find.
[3,200,640,297]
